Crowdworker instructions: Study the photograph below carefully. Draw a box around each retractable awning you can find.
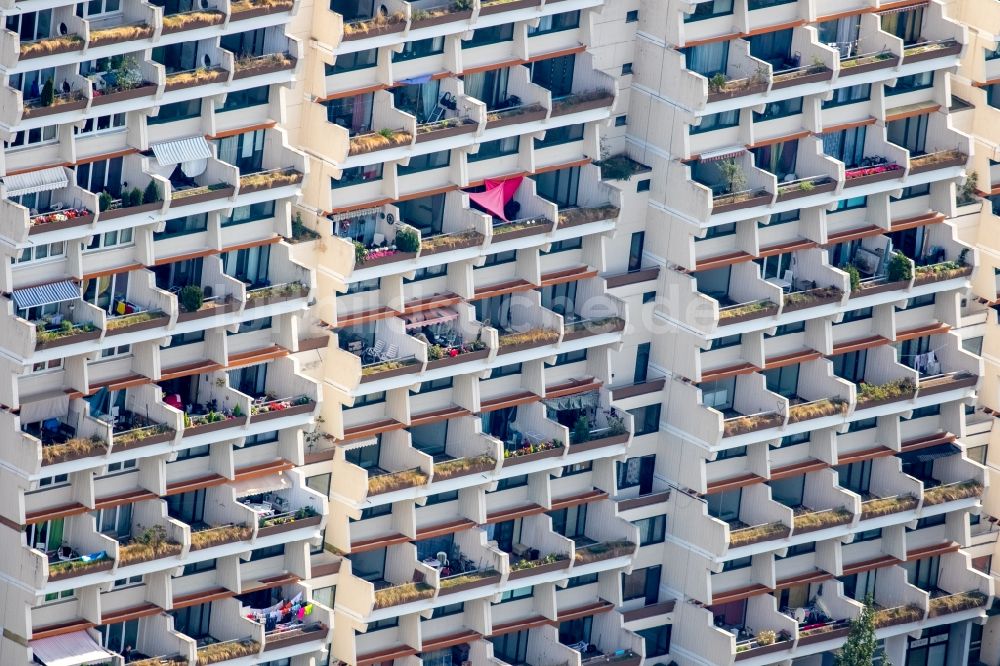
[151,136,212,166]
[3,167,68,197]
[30,631,117,666]
[231,473,291,497]
[699,146,745,162]
[12,279,79,311]
[904,443,961,463]
[18,389,70,424]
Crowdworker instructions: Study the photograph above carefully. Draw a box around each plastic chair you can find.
[383,344,398,361]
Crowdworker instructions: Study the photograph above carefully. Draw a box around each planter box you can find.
[707,81,767,103]
[28,213,94,235]
[843,168,903,188]
[437,574,501,596]
[913,266,973,285]
[105,313,170,336]
[904,41,962,64]
[781,290,843,313]
[496,338,558,355]
[233,57,296,80]
[491,221,553,242]
[414,120,477,143]
[420,234,484,256]
[361,250,416,267]
[775,178,837,202]
[770,68,833,90]
[20,39,83,60]
[249,401,315,424]
[161,12,224,34]
[918,373,978,397]
[239,171,304,194]
[479,0,541,14]
[850,279,910,297]
[88,26,155,47]
[507,558,570,581]
[264,624,327,651]
[503,447,564,467]
[735,640,794,661]
[42,443,108,466]
[410,9,472,28]
[92,84,157,107]
[182,416,244,438]
[570,432,629,453]
[48,558,113,581]
[486,107,547,129]
[855,392,916,410]
[712,191,772,214]
[244,285,309,308]
[909,154,966,175]
[341,20,405,41]
[606,267,660,289]
[164,68,228,92]
[231,1,294,20]
[717,303,779,326]
[98,201,162,221]
[434,458,496,481]
[550,93,614,117]
[425,348,489,370]
[36,328,101,350]
[22,97,87,119]
[171,185,235,207]
[876,612,923,629]
[118,544,182,566]
[562,320,625,342]
[176,297,239,323]
[796,627,850,647]
[112,428,176,453]
[729,525,790,548]
[793,512,853,535]
[839,55,900,77]
[257,514,322,538]
[617,490,671,511]
[359,362,421,383]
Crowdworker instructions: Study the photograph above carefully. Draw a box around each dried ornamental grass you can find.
[196,639,260,664]
[373,581,434,609]
[189,524,253,549]
[41,436,107,464]
[922,480,983,506]
[497,328,560,347]
[368,468,428,494]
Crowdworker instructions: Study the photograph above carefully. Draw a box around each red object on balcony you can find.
[467,176,523,221]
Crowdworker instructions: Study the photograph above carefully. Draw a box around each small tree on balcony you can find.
[888,252,913,282]
[40,78,54,107]
[143,180,160,204]
[717,159,747,195]
[835,597,890,666]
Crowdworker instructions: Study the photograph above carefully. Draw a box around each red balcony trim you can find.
[421,629,481,653]
[621,600,675,622]
[68,373,148,399]
[695,251,752,272]
[820,117,878,134]
[23,502,87,527]
[682,19,805,48]
[94,489,158,511]
[298,336,329,352]
[489,615,550,637]
[886,103,940,123]
[825,224,883,246]
[339,417,406,443]
[700,363,757,383]
[32,619,94,640]
[899,431,956,453]
[540,266,597,286]
[311,560,341,577]
[472,278,536,301]
[153,236,279,266]
[837,445,897,465]
[712,583,770,605]
[404,292,463,314]
[832,335,889,356]
[764,349,822,370]
[243,572,300,594]
[907,542,960,560]
[776,569,834,590]
[336,306,395,329]
[358,644,418,666]
[480,390,538,412]
[770,459,828,480]
[896,323,950,341]
[610,378,665,401]
[486,503,544,524]
[209,121,277,140]
[410,406,472,427]
[228,344,288,368]
[173,587,231,609]
[546,376,602,398]
[101,602,160,626]
[747,130,811,150]
[556,600,614,622]
[617,490,671,511]
[351,533,409,553]
[551,489,608,510]
[82,262,146,281]
[890,212,946,232]
[705,473,761,495]
[416,518,477,540]
[160,360,224,381]
[758,238,815,257]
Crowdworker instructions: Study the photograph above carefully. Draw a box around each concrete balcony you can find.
[335,542,440,621]
[673,593,797,666]
[0,167,99,245]
[563,609,644,666]
[668,372,788,448]
[332,428,433,505]
[0,293,105,361]
[183,598,265,664]
[236,467,327,543]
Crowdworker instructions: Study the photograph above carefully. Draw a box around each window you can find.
[533,166,580,207]
[406,264,447,282]
[895,183,930,200]
[628,231,645,271]
[548,504,587,539]
[529,11,579,35]
[754,97,802,121]
[622,565,661,603]
[617,455,655,494]
[397,149,450,175]
[85,227,133,253]
[222,201,275,227]
[498,586,532,603]
[701,223,736,240]
[493,475,528,491]
[833,195,867,212]
[424,490,459,506]
[840,306,872,322]
[543,237,583,254]
[685,0,733,22]
[553,348,587,365]
[823,84,871,108]
[628,404,660,436]
[634,342,651,383]
[489,362,522,378]
[306,474,331,496]
[563,461,592,476]
[431,601,464,618]
[76,0,120,16]
[463,23,513,47]
[77,156,124,196]
[822,125,867,167]
[481,249,517,267]
[5,124,58,150]
[13,241,64,264]
[621,62,633,75]
[637,625,671,658]
[149,98,201,124]
[333,164,382,189]
[887,71,933,95]
[326,48,377,74]
[710,333,742,350]
[634,515,666,545]
[392,36,444,61]
[693,109,740,134]
[492,630,529,664]
[963,336,984,356]
[625,10,638,23]
[75,112,125,135]
[637,178,650,192]
[680,41,730,78]
[359,503,393,520]
[615,115,627,126]
[565,573,597,587]
[535,123,584,148]
[155,213,208,240]
[469,136,519,162]
[422,376,453,392]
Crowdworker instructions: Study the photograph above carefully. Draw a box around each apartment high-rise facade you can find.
[0,0,998,665]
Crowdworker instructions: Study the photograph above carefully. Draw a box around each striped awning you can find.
[699,146,745,162]
[31,631,116,666]
[151,136,212,166]
[3,167,68,198]
[12,279,79,310]
[331,206,381,223]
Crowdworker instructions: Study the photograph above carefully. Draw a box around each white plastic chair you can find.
[383,344,399,361]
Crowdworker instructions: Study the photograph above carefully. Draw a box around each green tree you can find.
[835,597,890,666]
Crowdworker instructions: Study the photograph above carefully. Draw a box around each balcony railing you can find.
[47,550,112,581]
[105,309,168,335]
[195,637,260,663]
[873,604,924,628]
[438,568,501,595]
[791,507,853,534]
[860,494,918,521]
[922,479,983,506]
[373,580,435,609]
[728,521,789,548]
[189,523,252,551]
[164,66,228,92]
[20,35,83,59]
[160,9,225,34]
[348,129,412,156]
[433,454,496,481]
[232,52,295,80]
[909,149,967,174]
[89,22,154,47]
[902,38,962,63]
[855,378,916,409]
[118,525,182,566]
[239,167,303,194]
[927,591,988,617]
[787,398,847,424]
[723,410,784,438]
[839,49,898,76]
[360,355,421,381]
[367,466,428,495]
[230,0,294,19]
[573,540,634,565]
[41,435,107,466]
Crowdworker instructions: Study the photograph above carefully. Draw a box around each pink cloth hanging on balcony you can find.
[467,176,523,221]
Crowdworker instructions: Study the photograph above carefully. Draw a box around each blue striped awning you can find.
[12,280,79,311]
